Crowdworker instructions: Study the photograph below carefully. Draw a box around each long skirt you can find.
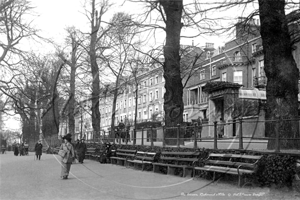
[60,161,72,177]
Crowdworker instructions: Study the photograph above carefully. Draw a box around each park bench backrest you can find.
[206,153,263,170]
[116,149,137,158]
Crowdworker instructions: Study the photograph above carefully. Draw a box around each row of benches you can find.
[87,148,262,187]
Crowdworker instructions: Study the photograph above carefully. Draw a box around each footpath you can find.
[0,151,299,200]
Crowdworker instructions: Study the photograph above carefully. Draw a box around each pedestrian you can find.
[34,140,43,160]
[14,143,19,156]
[24,141,29,155]
[74,139,80,163]
[19,143,24,156]
[59,133,75,179]
[78,138,87,164]
[1,144,6,154]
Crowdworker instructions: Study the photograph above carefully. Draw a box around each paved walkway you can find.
[0,151,298,200]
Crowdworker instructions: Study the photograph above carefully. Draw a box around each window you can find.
[234,51,242,62]
[200,70,205,80]
[124,99,126,108]
[150,78,153,86]
[252,43,257,53]
[233,71,243,85]
[149,108,153,119]
[211,65,216,76]
[143,94,147,103]
[155,75,159,84]
[138,97,141,104]
[149,92,153,101]
[222,72,227,81]
[155,90,159,99]
[138,111,141,119]
[258,59,265,77]
[144,81,147,87]
[206,51,211,59]
[129,98,131,107]
[252,68,256,86]
[143,109,147,117]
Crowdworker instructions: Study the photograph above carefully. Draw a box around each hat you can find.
[62,133,72,141]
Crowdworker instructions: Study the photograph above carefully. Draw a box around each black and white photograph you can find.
[0,0,300,200]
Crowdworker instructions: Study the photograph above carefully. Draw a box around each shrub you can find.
[256,155,296,187]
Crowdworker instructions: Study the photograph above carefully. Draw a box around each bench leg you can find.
[238,175,243,187]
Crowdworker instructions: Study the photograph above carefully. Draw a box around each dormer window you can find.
[206,51,211,59]
[234,51,242,62]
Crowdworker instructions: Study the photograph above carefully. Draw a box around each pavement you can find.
[0,151,299,200]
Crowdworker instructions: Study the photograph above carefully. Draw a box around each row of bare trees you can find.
[1,0,299,149]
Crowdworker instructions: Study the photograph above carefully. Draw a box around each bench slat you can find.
[161,152,200,156]
[209,153,262,160]
[206,160,256,169]
[195,165,255,174]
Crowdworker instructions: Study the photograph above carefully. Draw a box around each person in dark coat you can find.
[14,143,19,156]
[34,140,43,160]
[19,143,24,156]
[78,139,87,164]
[73,139,80,163]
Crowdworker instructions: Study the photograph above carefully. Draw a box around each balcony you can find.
[253,76,267,89]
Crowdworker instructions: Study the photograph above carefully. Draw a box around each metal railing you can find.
[46,118,300,153]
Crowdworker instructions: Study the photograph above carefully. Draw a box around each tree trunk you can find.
[258,0,300,149]
[160,0,184,145]
[110,79,120,143]
[68,49,76,138]
[89,0,101,140]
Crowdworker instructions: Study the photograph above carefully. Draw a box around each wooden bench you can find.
[110,149,137,166]
[193,153,262,187]
[85,148,96,159]
[127,151,157,171]
[153,151,200,177]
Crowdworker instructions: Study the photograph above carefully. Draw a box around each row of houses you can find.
[59,12,300,140]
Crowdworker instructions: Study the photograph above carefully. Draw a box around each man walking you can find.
[78,139,87,164]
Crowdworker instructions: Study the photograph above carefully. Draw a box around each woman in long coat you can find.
[60,134,74,179]
[34,140,43,160]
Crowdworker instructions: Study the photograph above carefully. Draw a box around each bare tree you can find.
[0,0,38,65]
[84,0,112,138]
[58,27,85,138]
[105,12,140,141]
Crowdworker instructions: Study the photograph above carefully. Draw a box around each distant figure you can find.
[74,139,80,163]
[218,118,225,138]
[1,144,6,154]
[34,140,43,160]
[19,143,24,156]
[78,138,87,164]
[24,142,29,155]
[60,133,75,179]
[14,143,19,156]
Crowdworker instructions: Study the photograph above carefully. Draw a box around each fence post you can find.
[118,131,121,145]
[214,121,218,150]
[239,118,243,150]
[141,127,144,146]
[177,124,180,148]
[275,117,280,153]
[150,126,154,148]
[133,128,136,145]
[125,130,128,145]
[162,126,166,147]
[194,124,197,149]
